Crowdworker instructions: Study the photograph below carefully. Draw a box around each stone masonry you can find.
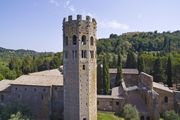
[63,15,97,120]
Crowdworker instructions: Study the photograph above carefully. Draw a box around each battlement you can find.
[63,15,96,24]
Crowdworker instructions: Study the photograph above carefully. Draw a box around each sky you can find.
[0,0,180,52]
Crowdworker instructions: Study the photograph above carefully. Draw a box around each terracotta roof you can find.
[109,68,139,74]
[0,80,12,91]
[153,82,173,93]
[11,69,63,86]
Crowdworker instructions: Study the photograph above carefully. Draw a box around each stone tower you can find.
[63,15,97,120]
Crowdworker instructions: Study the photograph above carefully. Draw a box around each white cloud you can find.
[64,0,76,13]
[99,20,129,30]
[49,0,59,7]
[65,0,70,7]
[68,5,75,12]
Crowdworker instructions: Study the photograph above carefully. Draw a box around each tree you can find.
[125,51,137,68]
[103,55,110,95]
[164,110,180,120]
[0,102,31,120]
[137,53,145,73]
[0,73,4,80]
[9,111,30,120]
[115,53,123,86]
[97,64,103,94]
[123,104,139,120]
[166,56,172,87]
[153,57,164,82]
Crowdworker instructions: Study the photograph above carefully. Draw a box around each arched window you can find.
[72,35,77,45]
[90,36,94,45]
[140,116,144,120]
[81,35,86,45]
[1,95,4,102]
[164,96,168,103]
[65,36,68,46]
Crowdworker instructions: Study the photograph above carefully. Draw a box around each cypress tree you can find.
[126,51,137,68]
[153,57,163,82]
[115,53,123,86]
[166,56,172,87]
[137,54,145,73]
[103,55,110,95]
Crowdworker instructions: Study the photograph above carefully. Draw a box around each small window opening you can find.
[41,95,44,100]
[90,51,94,58]
[65,36,68,46]
[83,65,85,70]
[81,50,87,58]
[73,35,77,45]
[164,96,168,103]
[81,35,86,45]
[1,95,4,102]
[83,118,86,120]
[90,36,94,45]
[97,101,99,105]
[116,102,119,105]
[64,51,68,59]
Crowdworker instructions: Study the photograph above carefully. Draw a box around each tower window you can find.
[73,35,77,45]
[81,50,87,58]
[83,65,85,70]
[72,50,77,59]
[1,95,4,102]
[41,95,44,100]
[83,118,86,120]
[90,36,94,45]
[90,51,94,58]
[65,36,68,46]
[116,101,119,105]
[64,51,68,59]
[164,96,168,103]
[81,35,86,45]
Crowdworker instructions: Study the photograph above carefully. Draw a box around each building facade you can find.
[63,15,97,120]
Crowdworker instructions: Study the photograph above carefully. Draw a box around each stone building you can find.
[63,15,97,120]
[0,15,179,120]
[0,69,63,120]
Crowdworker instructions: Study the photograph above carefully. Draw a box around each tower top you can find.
[63,15,97,24]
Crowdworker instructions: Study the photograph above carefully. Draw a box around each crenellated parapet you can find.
[63,15,97,24]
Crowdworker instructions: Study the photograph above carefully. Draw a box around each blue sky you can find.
[0,0,180,52]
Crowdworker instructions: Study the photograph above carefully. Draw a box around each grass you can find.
[97,111,124,120]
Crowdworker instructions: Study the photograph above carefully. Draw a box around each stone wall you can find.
[153,87,174,114]
[63,15,97,120]
[174,91,180,115]
[97,96,125,113]
[139,72,153,90]
[110,73,139,88]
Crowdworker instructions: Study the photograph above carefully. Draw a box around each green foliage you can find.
[125,51,137,68]
[0,73,4,80]
[0,48,63,80]
[97,111,124,120]
[103,55,110,95]
[9,111,30,120]
[153,57,164,82]
[123,104,139,120]
[115,53,123,86]
[0,102,31,120]
[166,56,172,87]
[137,53,145,73]
[164,110,180,120]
